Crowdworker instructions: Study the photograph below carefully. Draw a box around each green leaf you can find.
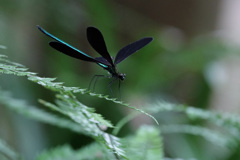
[0,54,157,125]
[160,124,237,148]
[0,139,21,160]
[36,144,106,160]
[125,125,163,160]
[0,45,7,49]
[145,101,240,149]
[0,89,85,134]
[0,54,129,159]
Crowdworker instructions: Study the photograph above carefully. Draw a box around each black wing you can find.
[49,42,110,68]
[37,25,109,67]
[49,41,94,62]
[87,27,114,65]
[95,57,111,66]
[114,37,153,65]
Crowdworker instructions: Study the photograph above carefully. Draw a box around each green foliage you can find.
[125,125,163,160]
[148,102,240,149]
[36,126,163,160]
[0,45,7,49]
[160,124,235,148]
[0,54,127,159]
[0,53,159,159]
[1,52,240,160]
[36,144,109,160]
[0,139,21,160]
[0,53,158,125]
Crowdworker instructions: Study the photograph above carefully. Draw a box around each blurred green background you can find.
[1,0,239,160]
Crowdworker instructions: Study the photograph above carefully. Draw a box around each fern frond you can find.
[164,158,197,160]
[125,125,163,160]
[36,125,163,160]
[36,144,112,160]
[0,139,21,160]
[0,45,7,49]
[0,55,129,158]
[0,89,85,134]
[146,101,240,134]
[160,124,236,148]
[0,54,158,125]
[145,101,240,149]
[0,89,126,158]
[97,134,127,159]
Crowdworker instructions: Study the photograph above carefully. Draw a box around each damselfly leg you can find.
[88,74,106,91]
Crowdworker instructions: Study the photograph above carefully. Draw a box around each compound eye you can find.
[119,74,126,81]
[122,74,126,80]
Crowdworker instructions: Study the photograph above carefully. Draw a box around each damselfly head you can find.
[119,73,126,81]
